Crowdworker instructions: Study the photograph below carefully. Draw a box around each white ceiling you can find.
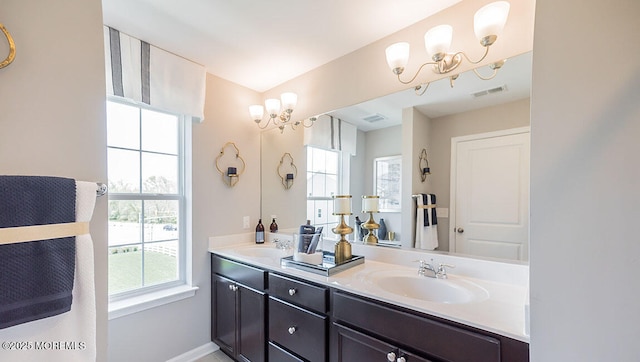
[102,0,463,92]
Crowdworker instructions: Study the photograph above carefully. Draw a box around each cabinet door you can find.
[238,285,266,362]
[212,274,237,356]
[333,323,396,362]
[333,323,433,362]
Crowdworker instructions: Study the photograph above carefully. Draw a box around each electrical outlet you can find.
[243,216,250,229]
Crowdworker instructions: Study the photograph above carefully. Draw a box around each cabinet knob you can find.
[397,357,406,362]
[456,227,464,233]
[288,288,297,296]
[228,284,238,292]
[288,326,297,335]
[386,352,396,361]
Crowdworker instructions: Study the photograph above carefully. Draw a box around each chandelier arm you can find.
[414,82,431,96]
[256,117,275,129]
[472,67,499,80]
[397,61,438,85]
[454,46,490,66]
[301,118,315,128]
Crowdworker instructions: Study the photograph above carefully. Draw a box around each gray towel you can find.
[0,176,76,329]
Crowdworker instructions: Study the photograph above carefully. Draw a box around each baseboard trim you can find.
[166,342,219,362]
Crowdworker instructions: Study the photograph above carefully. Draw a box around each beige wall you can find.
[260,126,306,231]
[429,98,530,250]
[402,108,433,247]
[530,0,640,360]
[0,0,108,360]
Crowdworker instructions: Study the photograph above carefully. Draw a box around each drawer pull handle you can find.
[386,352,396,361]
[288,326,297,335]
[397,357,406,362]
[288,288,297,296]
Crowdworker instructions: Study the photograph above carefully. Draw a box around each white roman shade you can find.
[303,115,357,156]
[103,26,206,122]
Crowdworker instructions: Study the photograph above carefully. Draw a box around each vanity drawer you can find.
[268,272,328,313]
[268,341,305,362]
[269,297,327,362]
[333,291,501,362]
[211,254,266,291]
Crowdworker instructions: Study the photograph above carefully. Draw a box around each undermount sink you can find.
[361,269,489,304]
[234,246,290,259]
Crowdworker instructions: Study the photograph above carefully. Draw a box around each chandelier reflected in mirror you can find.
[249,92,317,132]
[385,1,510,95]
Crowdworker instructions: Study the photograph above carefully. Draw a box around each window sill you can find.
[108,284,199,320]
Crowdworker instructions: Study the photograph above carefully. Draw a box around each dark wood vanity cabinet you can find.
[210,253,529,362]
[211,255,267,362]
[331,290,529,362]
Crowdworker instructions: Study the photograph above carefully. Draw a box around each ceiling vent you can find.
[471,85,508,98]
[362,113,386,123]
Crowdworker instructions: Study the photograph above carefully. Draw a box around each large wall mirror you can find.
[261,51,532,263]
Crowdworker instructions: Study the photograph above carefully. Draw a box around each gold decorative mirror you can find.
[0,23,16,69]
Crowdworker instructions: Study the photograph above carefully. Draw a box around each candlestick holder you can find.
[361,212,380,244]
[361,195,380,245]
[332,195,353,264]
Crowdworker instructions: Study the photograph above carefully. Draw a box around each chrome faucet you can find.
[416,259,455,279]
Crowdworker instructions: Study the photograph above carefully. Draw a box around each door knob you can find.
[456,227,464,233]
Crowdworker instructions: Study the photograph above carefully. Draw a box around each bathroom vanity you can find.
[210,238,529,362]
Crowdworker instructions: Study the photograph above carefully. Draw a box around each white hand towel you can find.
[0,181,97,362]
[414,194,438,250]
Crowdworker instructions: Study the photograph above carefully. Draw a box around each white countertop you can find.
[208,233,529,343]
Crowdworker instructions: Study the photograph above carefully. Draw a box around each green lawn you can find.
[108,250,177,294]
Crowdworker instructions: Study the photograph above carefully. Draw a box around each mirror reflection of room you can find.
[261,52,531,263]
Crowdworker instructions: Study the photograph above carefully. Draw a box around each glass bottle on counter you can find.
[270,218,278,233]
[255,219,265,244]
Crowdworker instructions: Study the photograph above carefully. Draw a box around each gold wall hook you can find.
[277,152,297,190]
[0,23,16,69]
[215,142,246,187]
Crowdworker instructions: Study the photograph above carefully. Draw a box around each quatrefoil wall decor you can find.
[215,142,246,187]
[0,23,16,69]
[277,152,297,190]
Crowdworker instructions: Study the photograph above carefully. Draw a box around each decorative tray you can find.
[280,252,364,276]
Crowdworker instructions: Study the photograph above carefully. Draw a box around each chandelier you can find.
[385,1,510,95]
[249,92,316,132]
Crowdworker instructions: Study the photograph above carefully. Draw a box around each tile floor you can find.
[195,349,234,362]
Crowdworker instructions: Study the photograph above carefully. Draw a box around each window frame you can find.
[106,96,189,302]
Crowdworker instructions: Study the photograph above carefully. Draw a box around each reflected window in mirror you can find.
[306,146,346,237]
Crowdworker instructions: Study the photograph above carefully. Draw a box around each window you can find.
[306,147,341,237]
[106,99,186,298]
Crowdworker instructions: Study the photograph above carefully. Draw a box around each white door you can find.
[450,128,530,261]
